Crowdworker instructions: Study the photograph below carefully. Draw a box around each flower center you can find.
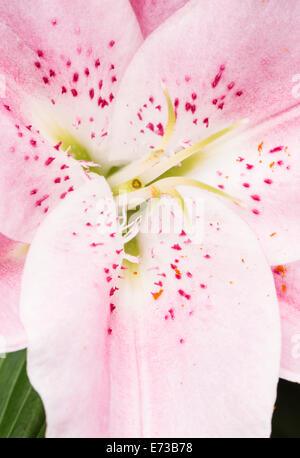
[50,87,247,265]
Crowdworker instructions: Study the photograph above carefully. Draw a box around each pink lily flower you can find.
[0,0,299,438]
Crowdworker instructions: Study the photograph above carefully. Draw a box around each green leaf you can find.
[0,349,46,438]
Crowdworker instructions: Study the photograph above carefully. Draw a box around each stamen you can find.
[108,85,176,189]
[111,120,247,195]
[117,176,245,209]
[152,177,246,207]
[123,253,141,264]
[137,120,248,186]
[131,178,143,189]
[120,214,142,240]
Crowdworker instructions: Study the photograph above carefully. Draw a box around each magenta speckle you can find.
[110,303,116,313]
[269,146,283,153]
[89,88,95,100]
[212,65,225,88]
[45,156,55,166]
[171,244,182,251]
[146,122,154,132]
[156,123,164,136]
[35,195,49,207]
[178,290,191,300]
[110,287,119,297]
[168,308,175,320]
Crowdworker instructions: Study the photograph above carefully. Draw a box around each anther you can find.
[132,178,142,189]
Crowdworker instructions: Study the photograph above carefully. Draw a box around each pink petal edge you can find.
[273,261,300,384]
[0,233,27,352]
[129,0,188,37]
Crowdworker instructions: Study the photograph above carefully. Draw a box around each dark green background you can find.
[272,378,300,438]
[0,350,299,438]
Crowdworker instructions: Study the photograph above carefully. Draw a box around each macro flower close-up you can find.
[0,0,300,440]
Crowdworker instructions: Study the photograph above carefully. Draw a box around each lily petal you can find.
[21,177,123,438]
[184,120,300,266]
[0,0,143,163]
[129,0,188,37]
[108,188,280,437]
[0,106,86,243]
[22,185,280,437]
[272,261,300,384]
[0,233,27,353]
[109,0,300,264]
